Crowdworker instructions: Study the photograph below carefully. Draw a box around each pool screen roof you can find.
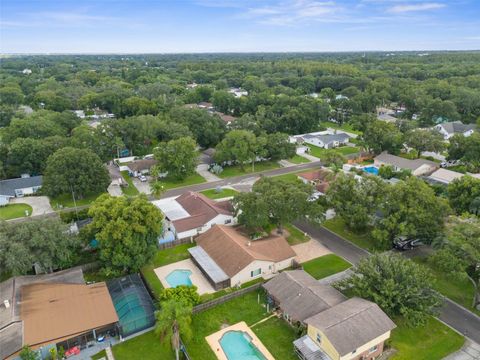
[152,197,190,220]
[188,246,229,283]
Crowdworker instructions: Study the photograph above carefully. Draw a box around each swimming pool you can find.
[220,331,267,360]
[166,269,193,287]
[363,166,379,175]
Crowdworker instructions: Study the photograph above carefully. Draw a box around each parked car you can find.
[139,175,147,182]
[393,237,424,251]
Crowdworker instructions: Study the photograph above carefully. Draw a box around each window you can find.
[316,333,321,343]
[225,219,232,224]
[369,345,378,354]
[250,268,261,277]
[352,349,357,354]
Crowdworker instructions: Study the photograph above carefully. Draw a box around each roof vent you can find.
[4,299,10,308]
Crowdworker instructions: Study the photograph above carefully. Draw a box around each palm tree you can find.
[150,180,165,199]
[155,299,193,360]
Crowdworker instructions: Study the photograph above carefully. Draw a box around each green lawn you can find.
[120,171,140,196]
[90,350,106,360]
[252,316,298,360]
[284,223,310,245]
[273,168,322,183]
[287,155,310,164]
[219,161,281,178]
[322,217,377,251]
[307,144,360,159]
[200,188,238,199]
[140,243,195,300]
[320,121,363,135]
[160,173,206,190]
[113,329,174,360]
[0,203,32,220]
[389,316,464,360]
[413,257,478,314]
[50,192,104,209]
[302,254,351,280]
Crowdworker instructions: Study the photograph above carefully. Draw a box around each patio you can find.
[292,240,331,263]
[153,259,216,295]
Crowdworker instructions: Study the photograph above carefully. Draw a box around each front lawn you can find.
[320,121,363,135]
[140,243,195,300]
[0,203,32,220]
[120,171,140,196]
[200,188,238,199]
[50,192,104,209]
[302,254,351,280]
[389,316,464,360]
[253,316,298,360]
[322,217,377,251]
[219,161,281,178]
[287,155,310,164]
[307,144,360,159]
[160,174,206,190]
[284,223,310,245]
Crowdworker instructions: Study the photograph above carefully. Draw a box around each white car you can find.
[139,175,147,182]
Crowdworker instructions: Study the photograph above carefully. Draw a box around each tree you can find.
[87,194,163,275]
[373,177,450,249]
[447,176,480,215]
[338,253,441,326]
[150,180,166,199]
[43,147,110,198]
[234,177,324,233]
[404,129,445,157]
[212,90,234,113]
[19,345,39,360]
[214,130,260,171]
[160,286,200,306]
[154,137,197,180]
[362,120,403,155]
[448,133,480,171]
[155,299,193,360]
[263,132,296,161]
[0,219,81,275]
[321,150,346,169]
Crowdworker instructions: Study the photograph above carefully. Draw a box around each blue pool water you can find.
[166,269,193,287]
[220,331,267,360]
[363,166,379,175]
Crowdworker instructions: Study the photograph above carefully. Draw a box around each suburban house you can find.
[297,169,335,195]
[0,175,43,206]
[374,153,438,176]
[118,158,157,177]
[428,169,480,185]
[215,112,236,126]
[376,107,397,123]
[264,270,396,360]
[228,88,248,97]
[188,225,296,290]
[152,191,236,241]
[0,269,119,360]
[290,131,351,149]
[434,121,476,140]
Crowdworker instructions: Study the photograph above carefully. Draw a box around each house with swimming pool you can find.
[374,152,438,177]
[152,191,236,243]
[188,225,296,290]
[264,270,396,360]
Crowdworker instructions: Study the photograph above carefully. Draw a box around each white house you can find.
[228,88,248,98]
[290,131,351,149]
[434,121,476,140]
[188,225,296,290]
[0,176,43,206]
[152,191,236,241]
[22,68,32,75]
[374,153,438,176]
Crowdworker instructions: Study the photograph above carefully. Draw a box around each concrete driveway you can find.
[10,196,54,216]
[132,176,152,194]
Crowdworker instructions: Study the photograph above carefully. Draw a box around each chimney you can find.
[4,299,10,309]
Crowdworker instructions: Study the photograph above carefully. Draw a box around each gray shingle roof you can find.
[440,121,476,135]
[0,176,43,197]
[304,297,396,356]
[374,153,437,171]
[304,133,350,145]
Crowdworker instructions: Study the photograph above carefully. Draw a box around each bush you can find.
[160,285,200,306]
[59,208,90,223]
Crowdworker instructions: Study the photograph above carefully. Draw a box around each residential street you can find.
[294,220,480,344]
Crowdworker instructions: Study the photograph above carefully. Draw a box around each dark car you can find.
[393,238,424,251]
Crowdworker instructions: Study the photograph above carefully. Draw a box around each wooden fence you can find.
[158,237,193,250]
[192,282,263,314]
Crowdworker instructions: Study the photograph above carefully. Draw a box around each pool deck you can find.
[154,258,216,295]
[205,321,275,360]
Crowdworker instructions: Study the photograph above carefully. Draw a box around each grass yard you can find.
[113,329,174,360]
[287,154,310,164]
[302,254,351,280]
[50,192,104,209]
[160,173,206,190]
[320,121,363,135]
[389,316,464,360]
[120,171,140,196]
[90,350,106,360]
[140,243,195,300]
[322,217,377,251]
[0,203,32,220]
[413,257,478,314]
[307,144,360,159]
[273,168,322,183]
[284,223,310,245]
[219,161,281,178]
[200,188,238,199]
[252,316,298,360]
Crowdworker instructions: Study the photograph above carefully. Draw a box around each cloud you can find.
[388,2,446,13]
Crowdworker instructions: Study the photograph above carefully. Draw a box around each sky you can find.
[1,0,479,53]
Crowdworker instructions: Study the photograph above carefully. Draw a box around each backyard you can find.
[307,144,360,159]
[319,121,363,135]
[0,203,32,220]
[302,254,351,280]
[218,161,280,178]
[200,188,238,199]
[120,171,140,196]
[50,192,104,209]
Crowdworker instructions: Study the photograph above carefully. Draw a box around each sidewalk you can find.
[297,152,318,162]
[196,164,221,182]
[443,340,480,360]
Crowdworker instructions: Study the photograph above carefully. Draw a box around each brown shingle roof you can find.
[126,159,157,172]
[298,169,332,182]
[196,225,296,277]
[21,282,118,347]
[172,192,233,233]
[305,297,396,356]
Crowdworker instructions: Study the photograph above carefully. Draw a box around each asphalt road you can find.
[294,220,480,344]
